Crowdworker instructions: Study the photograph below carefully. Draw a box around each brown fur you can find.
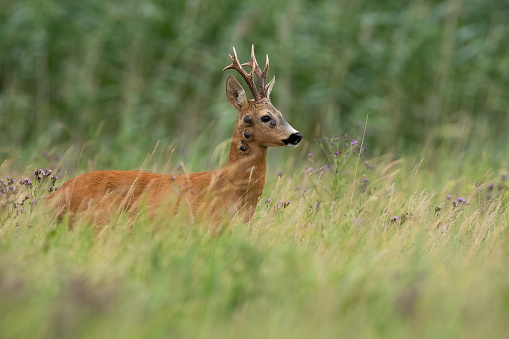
[46,47,301,227]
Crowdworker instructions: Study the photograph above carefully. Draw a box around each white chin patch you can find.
[286,143,299,148]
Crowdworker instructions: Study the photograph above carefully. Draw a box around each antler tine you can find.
[248,44,269,98]
[240,44,256,71]
[264,54,269,75]
[223,46,262,102]
[260,54,270,96]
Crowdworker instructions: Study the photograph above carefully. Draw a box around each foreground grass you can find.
[1,142,508,339]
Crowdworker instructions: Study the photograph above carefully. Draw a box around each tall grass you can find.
[1,136,508,338]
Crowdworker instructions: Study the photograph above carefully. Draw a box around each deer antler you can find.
[223,44,270,102]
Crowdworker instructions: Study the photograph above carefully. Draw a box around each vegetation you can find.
[1,0,509,338]
[2,0,509,163]
[1,135,508,338]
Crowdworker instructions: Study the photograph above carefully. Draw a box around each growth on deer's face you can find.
[46,45,302,227]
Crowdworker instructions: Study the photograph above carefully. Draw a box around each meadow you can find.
[1,0,509,338]
[1,137,508,338]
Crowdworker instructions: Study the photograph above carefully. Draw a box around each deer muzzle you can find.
[283,132,303,147]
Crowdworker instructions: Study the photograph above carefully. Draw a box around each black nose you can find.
[284,132,303,145]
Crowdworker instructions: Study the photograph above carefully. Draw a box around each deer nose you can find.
[284,132,303,146]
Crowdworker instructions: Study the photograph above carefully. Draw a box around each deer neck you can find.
[225,123,268,196]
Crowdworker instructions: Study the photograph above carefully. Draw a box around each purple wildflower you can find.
[446,194,451,200]
[315,199,322,209]
[307,153,312,157]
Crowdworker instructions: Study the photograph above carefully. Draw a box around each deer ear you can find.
[226,76,248,110]
[265,76,275,98]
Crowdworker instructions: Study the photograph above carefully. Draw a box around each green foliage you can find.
[1,0,509,164]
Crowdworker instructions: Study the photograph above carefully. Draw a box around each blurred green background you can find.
[1,0,508,167]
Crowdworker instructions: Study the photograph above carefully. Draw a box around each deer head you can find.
[223,45,303,148]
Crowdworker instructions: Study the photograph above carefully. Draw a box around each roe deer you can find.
[46,45,302,225]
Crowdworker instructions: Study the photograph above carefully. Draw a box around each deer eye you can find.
[261,115,271,123]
